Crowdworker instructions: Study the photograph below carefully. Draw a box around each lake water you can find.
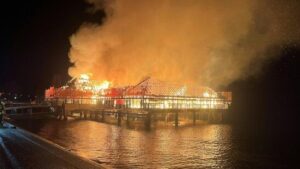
[14,118,296,169]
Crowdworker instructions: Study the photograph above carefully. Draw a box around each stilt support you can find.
[145,112,152,130]
[117,111,122,126]
[175,112,179,127]
[193,112,196,125]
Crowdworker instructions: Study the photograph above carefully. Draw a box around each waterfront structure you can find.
[45,76,232,128]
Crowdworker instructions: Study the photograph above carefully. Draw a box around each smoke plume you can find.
[68,0,300,87]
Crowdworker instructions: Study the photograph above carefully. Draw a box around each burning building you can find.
[45,74,231,110]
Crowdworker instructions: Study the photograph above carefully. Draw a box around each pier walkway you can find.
[0,123,104,169]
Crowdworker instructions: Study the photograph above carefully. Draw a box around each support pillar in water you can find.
[95,112,98,120]
[117,111,122,126]
[193,112,196,125]
[63,111,67,120]
[152,113,157,125]
[101,111,105,122]
[175,112,179,127]
[126,113,130,126]
[220,110,224,123]
[62,104,68,120]
[58,107,63,120]
[208,110,216,123]
[145,112,152,130]
[207,110,211,122]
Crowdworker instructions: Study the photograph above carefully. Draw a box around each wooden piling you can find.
[152,113,157,125]
[208,110,211,122]
[144,112,152,129]
[126,113,130,126]
[193,111,196,125]
[101,111,105,122]
[62,103,67,120]
[117,111,122,126]
[94,112,98,120]
[220,110,224,123]
[175,112,179,127]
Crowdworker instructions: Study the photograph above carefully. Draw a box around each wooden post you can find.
[101,111,105,122]
[84,111,87,119]
[175,112,179,127]
[152,113,157,125]
[145,112,152,130]
[202,110,205,121]
[208,110,215,123]
[207,110,211,122]
[221,110,224,123]
[193,111,196,125]
[63,102,67,120]
[58,106,62,120]
[95,112,98,120]
[117,111,122,126]
[126,113,130,126]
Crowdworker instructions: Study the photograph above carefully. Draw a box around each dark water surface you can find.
[14,118,296,169]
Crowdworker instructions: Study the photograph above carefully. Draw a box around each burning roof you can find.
[45,74,231,109]
[45,74,225,99]
[45,74,111,99]
[125,77,217,97]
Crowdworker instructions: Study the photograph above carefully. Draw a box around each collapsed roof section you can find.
[46,77,231,101]
[124,77,217,97]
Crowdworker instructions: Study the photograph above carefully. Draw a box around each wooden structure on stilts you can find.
[46,77,232,129]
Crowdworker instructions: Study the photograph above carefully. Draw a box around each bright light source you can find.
[78,74,90,83]
[94,81,110,92]
[203,92,210,97]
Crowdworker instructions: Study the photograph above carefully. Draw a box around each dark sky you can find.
[0,0,104,95]
[228,46,300,129]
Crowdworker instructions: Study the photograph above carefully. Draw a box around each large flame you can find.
[78,74,90,83]
[76,73,111,94]
[94,80,110,92]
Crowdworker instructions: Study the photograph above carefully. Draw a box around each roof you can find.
[125,77,216,97]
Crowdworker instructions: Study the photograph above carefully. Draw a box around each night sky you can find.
[0,0,300,128]
[0,0,104,95]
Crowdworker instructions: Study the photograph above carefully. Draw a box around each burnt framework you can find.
[49,95,230,129]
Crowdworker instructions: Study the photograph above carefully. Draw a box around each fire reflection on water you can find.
[17,119,232,168]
